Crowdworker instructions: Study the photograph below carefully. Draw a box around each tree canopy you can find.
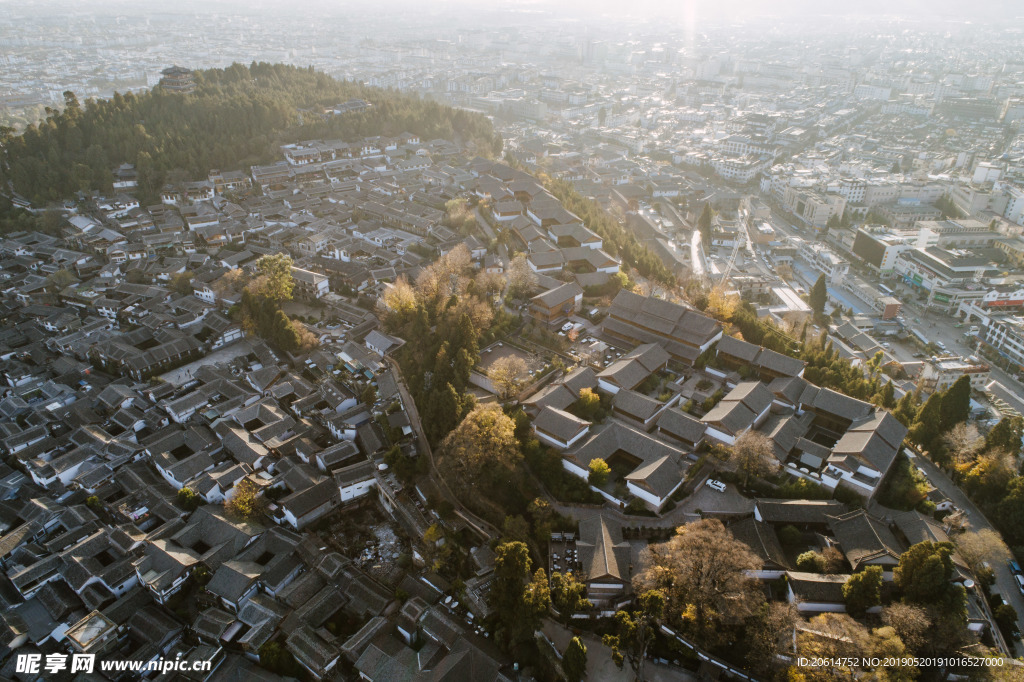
[378,244,491,444]
[438,404,521,489]
[634,519,762,648]
[808,273,827,318]
[250,254,295,303]
[843,565,882,617]
[487,355,528,400]
[588,458,610,487]
[985,415,1024,456]
[697,203,714,249]
[729,430,779,486]
[939,375,972,431]
[489,541,550,652]
[563,636,588,682]
[894,540,955,603]
[603,590,665,681]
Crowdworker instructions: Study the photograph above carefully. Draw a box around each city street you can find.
[689,228,705,279]
[911,453,1024,655]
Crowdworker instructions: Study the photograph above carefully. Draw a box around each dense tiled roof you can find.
[533,407,591,442]
[577,514,631,582]
[827,510,902,570]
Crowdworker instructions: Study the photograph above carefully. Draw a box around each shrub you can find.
[995,604,1020,639]
[177,487,201,511]
[778,525,802,547]
[834,486,865,507]
[796,551,826,573]
[588,458,611,487]
[776,478,832,500]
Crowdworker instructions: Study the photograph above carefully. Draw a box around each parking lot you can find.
[678,476,755,517]
[549,533,581,577]
[158,339,252,387]
[476,342,544,393]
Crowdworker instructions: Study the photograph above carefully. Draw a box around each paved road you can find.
[473,207,496,242]
[541,619,699,682]
[158,338,252,387]
[911,452,1024,655]
[690,229,706,279]
[546,471,752,530]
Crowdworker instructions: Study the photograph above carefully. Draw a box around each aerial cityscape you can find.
[2,1,1024,680]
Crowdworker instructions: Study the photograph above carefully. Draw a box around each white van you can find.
[705,479,727,493]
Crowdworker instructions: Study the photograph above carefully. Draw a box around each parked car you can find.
[561,322,574,332]
[1016,574,1024,596]
[1009,559,1021,575]
[705,479,727,493]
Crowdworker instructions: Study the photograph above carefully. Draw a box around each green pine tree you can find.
[808,274,828,319]
[939,375,972,432]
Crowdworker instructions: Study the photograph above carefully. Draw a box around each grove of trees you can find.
[378,244,494,444]
[0,62,502,206]
[237,254,318,353]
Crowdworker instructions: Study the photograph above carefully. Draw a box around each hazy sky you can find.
[2,0,1022,22]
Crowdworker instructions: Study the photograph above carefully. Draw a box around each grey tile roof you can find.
[701,381,772,435]
[597,357,652,390]
[786,571,848,603]
[767,376,810,405]
[754,499,848,525]
[827,510,902,570]
[281,478,339,519]
[625,455,686,499]
[606,290,722,354]
[577,514,631,582]
[802,386,873,423]
[531,281,583,308]
[562,366,598,393]
[729,517,790,570]
[533,407,590,443]
[207,560,261,604]
[831,411,907,474]
[716,335,760,362]
[656,408,707,445]
[613,389,662,421]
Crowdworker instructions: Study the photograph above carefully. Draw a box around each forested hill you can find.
[0,62,503,204]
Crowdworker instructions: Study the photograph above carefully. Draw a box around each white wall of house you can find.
[627,479,680,511]
[561,459,589,479]
[282,508,300,530]
[534,425,589,451]
[339,477,376,503]
[224,582,259,613]
[703,424,738,445]
[211,328,244,350]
